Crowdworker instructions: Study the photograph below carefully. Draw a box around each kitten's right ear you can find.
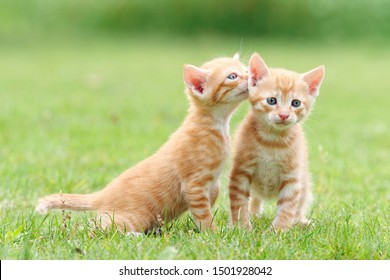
[249,52,270,87]
[184,64,210,97]
[301,65,325,97]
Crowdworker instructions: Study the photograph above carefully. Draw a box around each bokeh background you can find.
[2,0,390,41]
[0,0,389,259]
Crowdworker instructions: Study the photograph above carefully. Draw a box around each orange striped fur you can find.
[36,55,248,233]
[229,52,325,231]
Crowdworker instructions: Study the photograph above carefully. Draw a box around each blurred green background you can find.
[1,0,390,41]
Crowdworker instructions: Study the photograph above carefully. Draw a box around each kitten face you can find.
[184,54,248,106]
[250,69,312,130]
[248,52,325,130]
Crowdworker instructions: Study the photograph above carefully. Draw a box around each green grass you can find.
[0,36,389,259]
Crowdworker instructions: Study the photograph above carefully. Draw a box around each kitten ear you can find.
[184,64,210,96]
[301,65,325,97]
[233,53,240,60]
[249,52,271,87]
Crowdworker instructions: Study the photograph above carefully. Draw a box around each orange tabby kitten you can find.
[37,54,248,233]
[229,52,325,231]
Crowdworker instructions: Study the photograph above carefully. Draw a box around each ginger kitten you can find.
[229,52,325,231]
[37,54,248,233]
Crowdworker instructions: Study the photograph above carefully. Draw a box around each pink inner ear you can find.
[306,73,322,94]
[250,66,260,87]
[304,68,324,95]
[251,73,263,87]
[194,80,204,93]
[308,79,320,93]
[250,60,260,86]
[184,64,208,95]
[249,53,269,87]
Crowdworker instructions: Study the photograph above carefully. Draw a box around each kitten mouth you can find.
[238,88,249,96]
[237,83,249,96]
[274,121,293,128]
[276,121,291,125]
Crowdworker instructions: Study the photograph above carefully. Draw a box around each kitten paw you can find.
[241,221,253,231]
[296,217,312,227]
[195,220,218,232]
[249,206,263,217]
[271,222,290,232]
[209,224,219,232]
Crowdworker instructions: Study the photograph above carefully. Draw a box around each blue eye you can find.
[291,99,301,107]
[227,73,238,80]
[267,97,277,105]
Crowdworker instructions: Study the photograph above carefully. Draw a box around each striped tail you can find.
[36,193,98,214]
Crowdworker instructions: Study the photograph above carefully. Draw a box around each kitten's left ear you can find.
[301,65,325,97]
[233,53,240,60]
[249,52,271,87]
[184,64,210,97]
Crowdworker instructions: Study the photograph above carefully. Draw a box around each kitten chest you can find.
[252,148,292,198]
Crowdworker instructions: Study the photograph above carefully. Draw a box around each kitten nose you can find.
[278,114,290,121]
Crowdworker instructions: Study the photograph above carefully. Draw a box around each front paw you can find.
[209,223,218,232]
[241,221,253,231]
[296,217,311,227]
[230,220,253,231]
[271,221,290,232]
[196,221,218,232]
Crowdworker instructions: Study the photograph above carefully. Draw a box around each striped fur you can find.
[229,53,324,231]
[36,55,248,233]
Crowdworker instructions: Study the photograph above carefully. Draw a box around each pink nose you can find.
[278,114,289,121]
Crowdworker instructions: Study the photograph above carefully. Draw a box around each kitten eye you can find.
[291,99,301,107]
[267,97,277,105]
[227,73,238,80]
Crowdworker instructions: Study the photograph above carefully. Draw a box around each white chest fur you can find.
[251,146,294,199]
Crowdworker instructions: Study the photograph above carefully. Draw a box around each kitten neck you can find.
[187,102,238,135]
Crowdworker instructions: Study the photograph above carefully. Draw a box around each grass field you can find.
[0,36,389,259]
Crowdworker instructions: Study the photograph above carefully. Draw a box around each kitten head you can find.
[183,54,248,106]
[248,52,325,130]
